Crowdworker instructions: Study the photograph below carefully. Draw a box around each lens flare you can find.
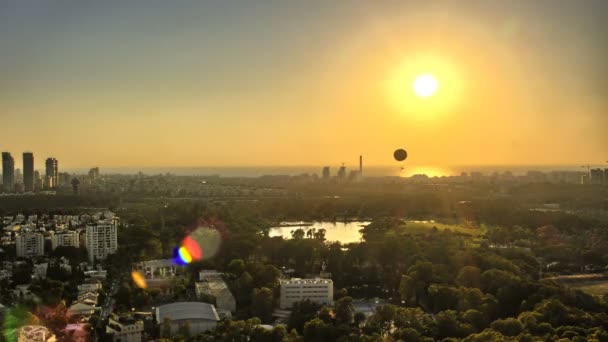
[178,246,193,264]
[172,226,222,265]
[131,271,148,289]
[2,306,41,342]
[182,236,202,261]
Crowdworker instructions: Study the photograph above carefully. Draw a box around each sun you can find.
[413,74,439,98]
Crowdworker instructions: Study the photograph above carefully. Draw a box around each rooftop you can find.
[281,278,333,285]
[155,302,219,322]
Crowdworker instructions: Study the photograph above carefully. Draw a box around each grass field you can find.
[404,220,485,237]
[569,281,608,296]
[547,274,608,296]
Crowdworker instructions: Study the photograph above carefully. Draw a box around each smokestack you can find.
[359,155,363,177]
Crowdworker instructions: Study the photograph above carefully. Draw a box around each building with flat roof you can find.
[68,302,99,321]
[135,259,178,279]
[2,152,15,192]
[77,280,103,295]
[16,232,45,258]
[155,302,219,337]
[590,168,604,185]
[279,278,334,309]
[45,158,58,189]
[195,278,236,316]
[85,220,118,263]
[106,314,144,342]
[51,230,80,250]
[23,152,34,192]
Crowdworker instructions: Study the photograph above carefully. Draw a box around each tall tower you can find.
[23,152,34,192]
[2,152,15,192]
[45,157,58,189]
[359,155,363,177]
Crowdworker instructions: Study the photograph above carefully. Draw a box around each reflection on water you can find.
[268,221,371,244]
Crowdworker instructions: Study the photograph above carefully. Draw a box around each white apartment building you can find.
[279,278,334,309]
[51,230,80,250]
[86,219,118,263]
[16,232,45,258]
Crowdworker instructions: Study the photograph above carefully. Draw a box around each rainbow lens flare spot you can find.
[178,246,193,264]
[182,236,203,261]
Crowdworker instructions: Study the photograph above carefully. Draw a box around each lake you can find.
[268,221,371,244]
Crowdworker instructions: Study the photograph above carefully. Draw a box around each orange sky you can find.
[1,1,606,168]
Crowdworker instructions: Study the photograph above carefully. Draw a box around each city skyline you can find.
[1,1,607,168]
[1,2,608,341]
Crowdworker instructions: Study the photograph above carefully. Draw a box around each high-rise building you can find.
[34,170,43,191]
[16,232,45,258]
[2,152,15,192]
[23,152,34,192]
[15,168,22,184]
[58,172,71,187]
[89,167,100,181]
[590,168,604,185]
[337,165,346,179]
[86,219,118,263]
[322,167,330,179]
[51,231,80,250]
[45,158,58,189]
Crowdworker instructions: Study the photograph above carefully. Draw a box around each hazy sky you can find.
[1,1,607,168]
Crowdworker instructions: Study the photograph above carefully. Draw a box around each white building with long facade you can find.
[279,278,334,309]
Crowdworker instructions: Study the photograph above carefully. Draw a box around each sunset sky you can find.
[1,1,607,168]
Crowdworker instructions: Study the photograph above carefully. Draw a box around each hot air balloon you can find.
[394,149,407,162]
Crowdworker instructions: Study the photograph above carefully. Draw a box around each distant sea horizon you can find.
[60,165,597,178]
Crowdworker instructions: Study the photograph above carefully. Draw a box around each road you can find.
[94,278,120,341]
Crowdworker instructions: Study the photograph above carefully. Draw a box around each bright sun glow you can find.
[387,56,462,119]
[413,74,439,97]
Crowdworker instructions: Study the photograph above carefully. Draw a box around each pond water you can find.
[268,221,371,244]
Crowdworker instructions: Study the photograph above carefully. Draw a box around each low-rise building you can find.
[84,269,107,280]
[68,302,99,321]
[77,291,99,306]
[279,278,334,309]
[198,270,223,281]
[134,259,184,289]
[136,259,178,279]
[77,280,103,295]
[106,314,144,342]
[155,302,219,337]
[195,279,236,317]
